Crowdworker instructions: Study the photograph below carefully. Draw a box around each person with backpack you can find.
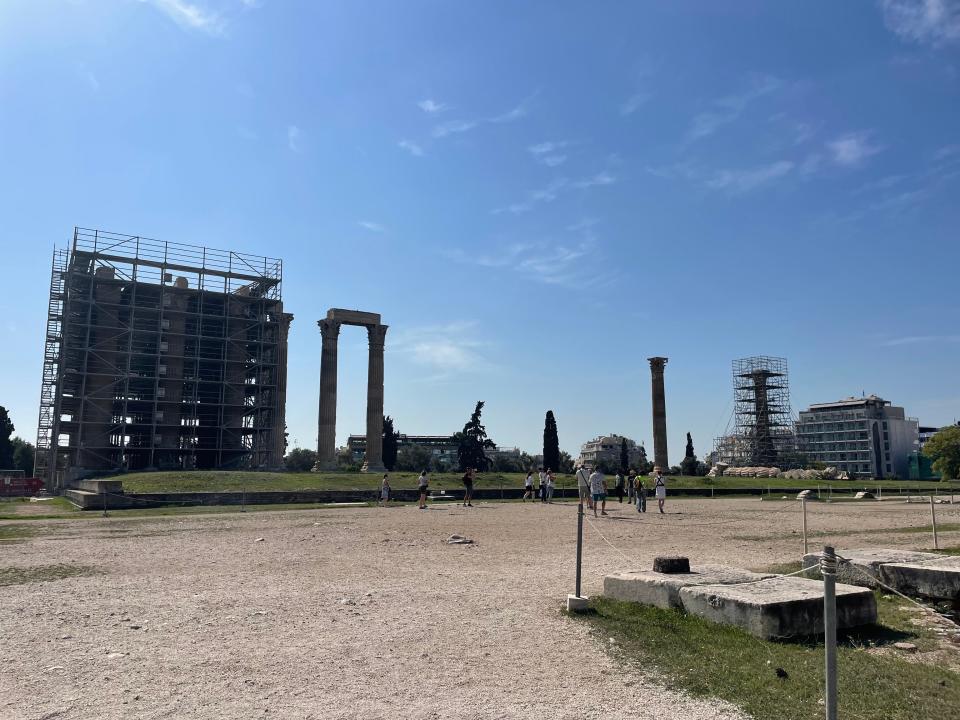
[654,467,666,514]
[523,470,534,501]
[461,467,475,507]
[417,470,429,510]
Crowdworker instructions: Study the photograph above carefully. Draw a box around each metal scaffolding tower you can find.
[34,228,292,491]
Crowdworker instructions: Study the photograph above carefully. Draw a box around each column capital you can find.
[318,318,342,341]
[647,356,669,373]
[367,324,388,350]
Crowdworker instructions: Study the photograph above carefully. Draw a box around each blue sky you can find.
[1,1,958,463]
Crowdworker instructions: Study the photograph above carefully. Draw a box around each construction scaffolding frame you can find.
[713,356,800,468]
[35,228,292,491]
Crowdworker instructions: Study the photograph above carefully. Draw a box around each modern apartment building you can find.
[795,395,918,479]
[578,434,645,469]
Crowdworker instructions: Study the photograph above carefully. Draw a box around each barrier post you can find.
[821,546,838,720]
[930,495,939,550]
[576,501,584,598]
[801,498,808,555]
[102,487,108,518]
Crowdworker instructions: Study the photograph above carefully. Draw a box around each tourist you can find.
[575,464,592,509]
[545,468,555,503]
[614,471,625,503]
[380,473,391,506]
[462,467,475,507]
[626,469,637,504]
[523,470,534,501]
[417,470,429,509]
[654,467,666,514]
[634,472,646,513]
[538,466,547,503]
[589,466,608,517]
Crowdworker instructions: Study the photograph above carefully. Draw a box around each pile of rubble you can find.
[706,464,850,480]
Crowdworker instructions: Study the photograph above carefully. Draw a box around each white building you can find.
[578,434,645,469]
[796,396,918,479]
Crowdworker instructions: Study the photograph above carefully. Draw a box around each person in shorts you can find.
[575,464,592,509]
[634,472,646,513]
[417,470,429,509]
[462,467,475,507]
[654,467,666,514]
[380,473,391,506]
[589,467,608,517]
[523,471,534,501]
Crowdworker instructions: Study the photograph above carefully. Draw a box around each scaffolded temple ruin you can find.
[35,228,292,490]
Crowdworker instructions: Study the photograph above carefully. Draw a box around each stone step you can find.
[803,548,960,601]
[604,565,776,610]
[680,576,877,639]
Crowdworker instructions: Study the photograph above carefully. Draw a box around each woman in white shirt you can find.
[654,467,666,514]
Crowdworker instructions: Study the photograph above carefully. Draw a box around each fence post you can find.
[821,546,838,720]
[102,487,108,518]
[576,501,584,597]
[802,498,808,556]
[930,495,939,550]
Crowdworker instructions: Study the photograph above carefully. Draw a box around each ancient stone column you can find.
[361,324,388,473]
[271,312,294,468]
[315,318,341,471]
[648,357,669,471]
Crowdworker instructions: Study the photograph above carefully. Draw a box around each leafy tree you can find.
[543,411,560,472]
[619,437,629,474]
[637,444,650,474]
[382,415,399,471]
[285,447,318,472]
[558,451,575,474]
[492,454,523,472]
[12,438,35,476]
[924,425,960,481]
[685,432,695,460]
[0,407,14,470]
[457,401,496,472]
[395,444,434,472]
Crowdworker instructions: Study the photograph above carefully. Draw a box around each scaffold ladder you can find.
[34,247,69,486]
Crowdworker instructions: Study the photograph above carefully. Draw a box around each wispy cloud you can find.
[391,321,494,378]
[706,161,794,193]
[827,132,883,167]
[880,0,960,46]
[432,120,478,138]
[447,239,596,287]
[432,93,536,139]
[880,334,960,346]
[287,125,301,152]
[493,170,616,214]
[140,0,224,34]
[358,220,386,233]
[528,141,569,167]
[620,92,651,117]
[686,74,781,142]
[418,99,449,114]
[398,139,424,157]
[573,172,617,189]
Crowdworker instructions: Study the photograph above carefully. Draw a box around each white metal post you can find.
[930,495,939,550]
[821,546,838,720]
[802,498,808,556]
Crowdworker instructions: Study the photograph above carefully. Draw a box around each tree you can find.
[619,437,629,474]
[492,454,523,472]
[382,415,399,471]
[456,401,496,472]
[12,438,35,476]
[285,447,318,472]
[542,411,560,472]
[558,451,575,474]
[685,432,695,460]
[637,444,650,474]
[0,407,14,470]
[395,444,434,472]
[924,425,960,481]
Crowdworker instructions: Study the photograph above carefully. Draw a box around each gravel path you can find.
[1,497,956,719]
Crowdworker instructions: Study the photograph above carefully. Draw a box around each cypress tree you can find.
[542,411,560,472]
[619,437,629,474]
[685,432,695,460]
[457,401,496,471]
[382,415,399,471]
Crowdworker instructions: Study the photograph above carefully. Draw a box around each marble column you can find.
[315,318,341,470]
[272,312,294,468]
[361,324,388,473]
[648,357,669,471]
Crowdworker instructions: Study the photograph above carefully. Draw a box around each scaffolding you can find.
[713,356,800,468]
[35,228,292,491]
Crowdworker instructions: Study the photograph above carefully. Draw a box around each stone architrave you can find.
[360,324,388,473]
[648,357,669,471]
[315,318,341,470]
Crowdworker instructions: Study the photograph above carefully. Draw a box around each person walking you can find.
[462,467,475,507]
[380,473,391,506]
[417,470,429,509]
[614,471,625,504]
[576,464,593,509]
[545,469,555,503]
[634,472,646,513]
[538,467,547,503]
[589,466,608,517]
[626,469,636,504]
[523,470,534,501]
[654,467,667,514]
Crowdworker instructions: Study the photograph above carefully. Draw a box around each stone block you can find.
[653,556,690,574]
[567,595,590,613]
[880,557,960,601]
[327,308,381,326]
[802,548,942,588]
[604,565,775,610]
[680,576,877,639]
[72,478,123,495]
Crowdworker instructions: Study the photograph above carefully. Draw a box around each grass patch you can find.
[0,525,38,542]
[736,523,960,542]
[0,496,81,520]
[0,564,99,586]
[575,594,958,720]
[107,470,960,494]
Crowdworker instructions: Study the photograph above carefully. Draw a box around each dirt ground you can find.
[1,497,956,720]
